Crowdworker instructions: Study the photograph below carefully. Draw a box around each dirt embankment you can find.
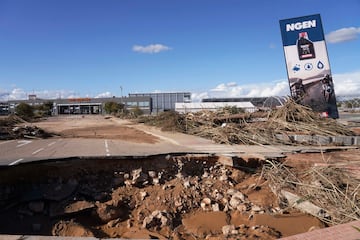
[0,155,325,239]
[33,115,159,143]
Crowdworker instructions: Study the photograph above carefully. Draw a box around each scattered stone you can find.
[212,203,220,212]
[96,203,127,223]
[106,218,120,228]
[183,180,190,188]
[52,220,94,237]
[236,203,249,212]
[152,178,160,185]
[148,171,157,178]
[200,198,212,211]
[50,200,95,217]
[219,174,228,181]
[222,225,236,236]
[142,210,170,230]
[251,205,262,212]
[140,191,147,201]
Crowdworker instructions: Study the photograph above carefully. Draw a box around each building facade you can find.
[202,97,286,109]
[129,92,191,114]
[5,95,151,115]
[2,92,193,115]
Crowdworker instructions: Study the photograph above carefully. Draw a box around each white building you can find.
[175,102,256,113]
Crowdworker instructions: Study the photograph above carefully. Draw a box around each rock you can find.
[132,168,149,186]
[49,200,95,217]
[222,225,235,236]
[96,203,126,223]
[152,178,160,185]
[107,218,120,228]
[174,199,182,207]
[124,179,132,187]
[229,197,241,210]
[229,192,245,210]
[132,168,142,180]
[200,198,212,211]
[236,203,249,212]
[212,203,220,212]
[214,191,223,201]
[183,180,190,189]
[52,220,94,237]
[140,191,147,201]
[219,175,228,181]
[28,201,45,213]
[148,171,156,178]
[251,205,262,212]
[126,219,132,228]
[142,210,170,230]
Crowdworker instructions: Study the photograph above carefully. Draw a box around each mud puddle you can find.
[0,154,324,239]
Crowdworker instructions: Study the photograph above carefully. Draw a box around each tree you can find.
[131,106,143,117]
[104,102,124,114]
[35,101,53,116]
[15,103,34,120]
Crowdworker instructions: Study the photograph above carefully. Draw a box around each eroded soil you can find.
[33,116,159,143]
[1,115,359,239]
[0,155,324,239]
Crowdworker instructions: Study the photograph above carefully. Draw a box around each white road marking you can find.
[48,141,57,146]
[0,140,15,145]
[32,148,44,155]
[141,130,180,145]
[16,140,32,148]
[9,158,24,166]
[105,140,110,156]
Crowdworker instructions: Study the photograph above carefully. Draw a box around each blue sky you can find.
[0,0,359,101]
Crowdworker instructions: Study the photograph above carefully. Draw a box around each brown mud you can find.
[0,155,324,239]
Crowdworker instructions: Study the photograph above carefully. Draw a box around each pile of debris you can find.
[263,160,360,225]
[0,155,323,239]
[140,99,354,145]
[0,115,54,140]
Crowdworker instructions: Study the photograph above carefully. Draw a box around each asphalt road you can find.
[0,129,284,166]
[0,137,193,166]
[1,121,357,166]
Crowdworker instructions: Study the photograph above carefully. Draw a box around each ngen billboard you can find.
[279,14,339,118]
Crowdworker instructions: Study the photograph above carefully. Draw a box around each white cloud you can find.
[191,92,209,102]
[333,71,360,97]
[208,80,290,99]
[132,44,172,54]
[191,71,360,102]
[326,27,360,43]
[95,92,112,98]
[1,70,359,103]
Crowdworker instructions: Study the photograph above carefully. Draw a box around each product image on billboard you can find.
[279,14,338,118]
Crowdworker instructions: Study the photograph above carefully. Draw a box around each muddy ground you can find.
[0,115,359,239]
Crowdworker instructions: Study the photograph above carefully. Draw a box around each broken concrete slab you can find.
[49,200,95,217]
[280,190,329,220]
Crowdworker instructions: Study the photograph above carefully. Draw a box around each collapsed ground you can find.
[0,152,359,239]
[0,155,327,239]
[0,102,360,239]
